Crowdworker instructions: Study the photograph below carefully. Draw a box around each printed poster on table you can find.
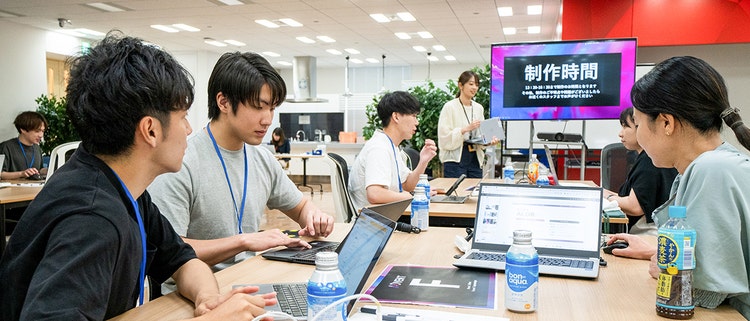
[364,264,496,309]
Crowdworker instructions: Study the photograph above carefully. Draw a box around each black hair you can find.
[619,107,634,127]
[377,91,421,127]
[271,127,286,146]
[631,56,750,150]
[455,71,479,98]
[66,31,194,156]
[13,111,48,133]
[207,52,286,120]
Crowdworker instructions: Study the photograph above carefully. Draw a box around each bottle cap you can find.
[668,205,686,218]
[314,251,339,269]
[512,230,532,244]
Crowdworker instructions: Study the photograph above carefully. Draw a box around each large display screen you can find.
[490,38,637,120]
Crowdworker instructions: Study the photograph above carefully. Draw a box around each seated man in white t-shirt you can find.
[349,91,437,210]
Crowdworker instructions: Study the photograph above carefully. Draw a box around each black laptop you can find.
[250,209,396,319]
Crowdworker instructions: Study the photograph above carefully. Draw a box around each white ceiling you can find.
[0,0,562,69]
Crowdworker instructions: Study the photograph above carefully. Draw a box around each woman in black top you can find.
[603,108,678,234]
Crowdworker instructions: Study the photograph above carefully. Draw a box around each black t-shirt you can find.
[0,146,196,320]
[618,151,678,228]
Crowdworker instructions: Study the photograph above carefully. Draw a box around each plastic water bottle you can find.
[527,154,540,185]
[656,206,696,319]
[536,168,550,186]
[503,161,515,184]
[416,174,431,200]
[505,230,538,312]
[411,186,429,231]
[307,252,347,321]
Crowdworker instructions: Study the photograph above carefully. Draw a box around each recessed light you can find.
[444,55,456,61]
[150,25,179,33]
[317,36,336,43]
[528,5,542,15]
[369,13,390,23]
[366,58,379,63]
[497,7,513,17]
[77,28,105,36]
[503,27,517,35]
[255,19,280,28]
[528,26,541,34]
[172,24,200,32]
[263,51,280,57]
[395,32,411,40]
[344,48,360,54]
[224,39,246,46]
[413,46,426,52]
[279,18,303,27]
[350,58,363,64]
[432,45,446,51]
[296,36,315,44]
[86,2,126,12]
[326,49,343,55]
[277,61,292,66]
[217,0,244,5]
[417,31,433,39]
[396,12,415,21]
[203,38,227,47]
[428,56,438,62]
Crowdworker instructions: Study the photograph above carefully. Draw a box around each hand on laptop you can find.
[194,285,277,320]
[244,229,311,251]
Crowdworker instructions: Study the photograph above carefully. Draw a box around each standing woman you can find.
[606,56,750,317]
[271,127,290,167]
[438,71,492,178]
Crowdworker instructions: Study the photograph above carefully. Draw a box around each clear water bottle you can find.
[656,206,696,319]
[307,252,347,321]
[505,230,538,313]
[411,186,429,231]
[503,161,515,184]
[527,154,540,185]
[416,174,431,200]
[536,168,550,186]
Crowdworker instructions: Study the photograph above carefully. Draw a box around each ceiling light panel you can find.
[396,12,415,21]
[350,58,363,64]
[417,31,433,39]
[296,36,315,44]
[370,13,390,23]
[432,45,445,51]
[344,48,360,54]
[317,36,336,43]
[528,5,542,15]
[203,38,227,47]
[255,19,279,28]
[150,25,179,33]
[277,61,292,66]
[366,58,379,63]
[503,27,517,35]
[326,49,342,55]
[428,56,438,61]
[224,39,246,46]
[497,7,513,17]
[86,2,126,12]
[279,18,303,27]
[263,51,280,57]
[172,24,200,32]
[413,46,426,52]
[217,0,244,5]
[528,26,541,34]
[395,32,411,40]
[444,55,456,61]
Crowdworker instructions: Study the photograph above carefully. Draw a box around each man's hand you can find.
[419,139,437,164]
[240,229,311,252]
[298,206,334,238]
[606,233,656,260]
[193,286,277,321]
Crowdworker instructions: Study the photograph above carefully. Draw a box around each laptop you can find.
[543,144,560,185]
[453,183,603,279]
[465,117,505,145]
[250,209,396,319]
[431,174,468,203]
[364,198,412,222]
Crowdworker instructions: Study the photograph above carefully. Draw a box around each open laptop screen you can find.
[337,209,395,297]
[474,183,602,255]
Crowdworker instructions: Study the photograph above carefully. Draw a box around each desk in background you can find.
[274,153,324,195]
[0,181,43,252]
[405,178,629,229]
[110,223,742,320]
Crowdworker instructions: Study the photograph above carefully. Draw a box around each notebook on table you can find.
[364,198,412,222]
[250,209,396,319]
[431,174,468,204]
[465,117,504,145]
[453,182,603,279]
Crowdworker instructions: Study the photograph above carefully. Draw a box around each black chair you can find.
[403,147,420,171]
[600,143,637,190]
[327,153,358,222]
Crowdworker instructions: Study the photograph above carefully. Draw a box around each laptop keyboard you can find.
[274,283,308,317]
[291,243,338,260]
[466,252,595,270]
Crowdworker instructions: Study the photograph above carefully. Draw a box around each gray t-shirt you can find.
[149,129,302,267]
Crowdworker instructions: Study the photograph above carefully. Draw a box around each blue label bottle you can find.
[505,230,538,312]
[307,252,347,321]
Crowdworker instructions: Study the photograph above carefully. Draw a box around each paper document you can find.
[349,305,508,321]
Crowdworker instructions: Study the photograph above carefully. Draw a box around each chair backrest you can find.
[600,142,637,190]
[327,153,357,222]
[46,141,80,182]
[322,156,348,223]
[403,147,420,171]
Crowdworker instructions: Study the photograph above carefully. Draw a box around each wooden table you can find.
[404,178,629,229]
[274,153,324,195]
[110,223,743,320]
[0,181,43,252]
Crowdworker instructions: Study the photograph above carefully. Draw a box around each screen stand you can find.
[529,121,587,182]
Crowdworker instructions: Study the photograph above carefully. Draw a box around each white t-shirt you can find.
[349,130,410,210]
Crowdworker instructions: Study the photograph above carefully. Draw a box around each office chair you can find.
[403,147,420,171]
[46,141,80,182]
[600,143,637,190]
[327,153,358,222]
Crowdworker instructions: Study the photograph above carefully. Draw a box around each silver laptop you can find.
[453,183,603,279]
[465,117,505,145]
[248,209,396,319]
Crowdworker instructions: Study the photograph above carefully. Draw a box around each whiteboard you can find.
[505,65,654,150]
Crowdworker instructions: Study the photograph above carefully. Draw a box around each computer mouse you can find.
[28,173,42,181]
[602,241,629,254]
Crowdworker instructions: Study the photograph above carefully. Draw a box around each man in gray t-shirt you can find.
[149,52,334,274]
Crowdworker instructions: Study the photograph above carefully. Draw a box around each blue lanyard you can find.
[17,139,35,168]
[206,123,248,234]
[384,133,403,193]
[113,173,147,306]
